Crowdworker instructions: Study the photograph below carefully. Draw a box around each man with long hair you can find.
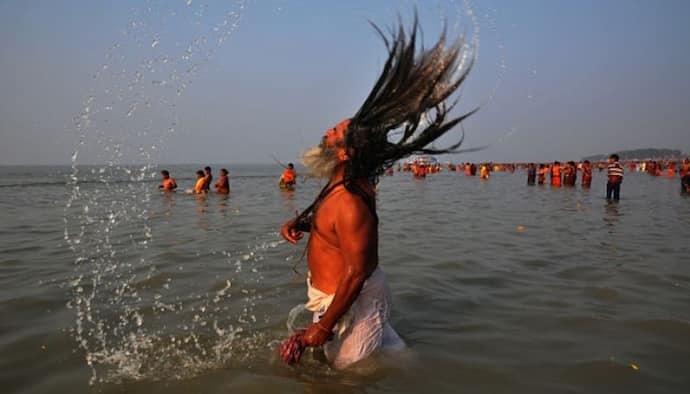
[279,15,478,369]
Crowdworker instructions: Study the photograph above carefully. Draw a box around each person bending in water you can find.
[215,168,229,194]
[279,16,478,369]
[193,170,206,194]
[279,163,297,189]
[158,170,177,192]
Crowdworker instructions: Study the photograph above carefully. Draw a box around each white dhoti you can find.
[306,267,405,369]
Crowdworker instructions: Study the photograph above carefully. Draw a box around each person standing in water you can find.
[606,154,624,201]
[215,168,229,194]
[279,16,477,369]
[279,163,297,189]
[158,170,177,192]
[680,158,690,193]
[202,166,213,193]
[480,163,489,179]
[551,161,562,187]
[537,164,548,185]
[527,163,536,185]
[563,161,577,186]
[192,170,206,194]
[581,160,593,188]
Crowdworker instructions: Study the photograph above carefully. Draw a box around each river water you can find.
[0,164,688,393]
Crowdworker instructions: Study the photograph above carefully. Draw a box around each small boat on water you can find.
[404,155,439,167]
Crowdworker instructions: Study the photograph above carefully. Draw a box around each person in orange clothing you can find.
[158,170,177,192]
[551,161,562,187]
[667,162,675,179]
[279,163,297,189]
[480,163,489,179]
[416,164,427,178]
[581,160,593,188]
[192,170,206,194]
[215,168,230,194]
[202,166,213,192]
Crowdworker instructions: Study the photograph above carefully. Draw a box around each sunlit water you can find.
[1,165,688,393]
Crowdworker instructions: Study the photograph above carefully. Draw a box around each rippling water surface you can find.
[1,164,688,394]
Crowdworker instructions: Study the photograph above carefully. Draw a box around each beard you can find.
[301,144,340,179]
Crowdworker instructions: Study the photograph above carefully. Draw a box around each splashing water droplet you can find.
[127,103,137,117]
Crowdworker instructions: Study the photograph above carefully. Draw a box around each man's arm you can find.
[302,193,378,346]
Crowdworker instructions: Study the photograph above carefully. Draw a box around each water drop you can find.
[126,103,137,117]
[134,312,143,326]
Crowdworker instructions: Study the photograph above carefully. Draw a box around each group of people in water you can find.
[400,155,690,200]
[158,156,690,201]
[158,166,229,194]
[158,163,298,195]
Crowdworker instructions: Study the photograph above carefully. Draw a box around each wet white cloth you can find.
[306,267,405,369]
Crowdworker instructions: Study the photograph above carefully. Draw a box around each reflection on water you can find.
[603,201,621,228]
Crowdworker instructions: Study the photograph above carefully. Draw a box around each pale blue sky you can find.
[1,0,689,165]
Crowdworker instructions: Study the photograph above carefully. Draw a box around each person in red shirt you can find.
[215,168,229,194]
[581,160,593,188]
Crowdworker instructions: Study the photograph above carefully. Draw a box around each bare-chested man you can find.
[279,15,477,369]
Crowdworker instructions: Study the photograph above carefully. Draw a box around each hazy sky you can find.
[1,0,689,165]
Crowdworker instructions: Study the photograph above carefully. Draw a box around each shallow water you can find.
[1,164,689,394]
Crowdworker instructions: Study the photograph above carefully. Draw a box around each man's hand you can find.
[301,322,333,347]
[280,220,304,244]
[280,211,305,244]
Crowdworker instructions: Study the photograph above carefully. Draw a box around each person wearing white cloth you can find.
[280,14,475,369]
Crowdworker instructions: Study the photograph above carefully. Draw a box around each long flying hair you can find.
[344,13,479,180]
[291,14,478,240]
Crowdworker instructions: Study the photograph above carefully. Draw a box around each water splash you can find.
[63,0,252,384]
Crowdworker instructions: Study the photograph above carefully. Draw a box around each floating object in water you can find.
[279,329,305,365]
